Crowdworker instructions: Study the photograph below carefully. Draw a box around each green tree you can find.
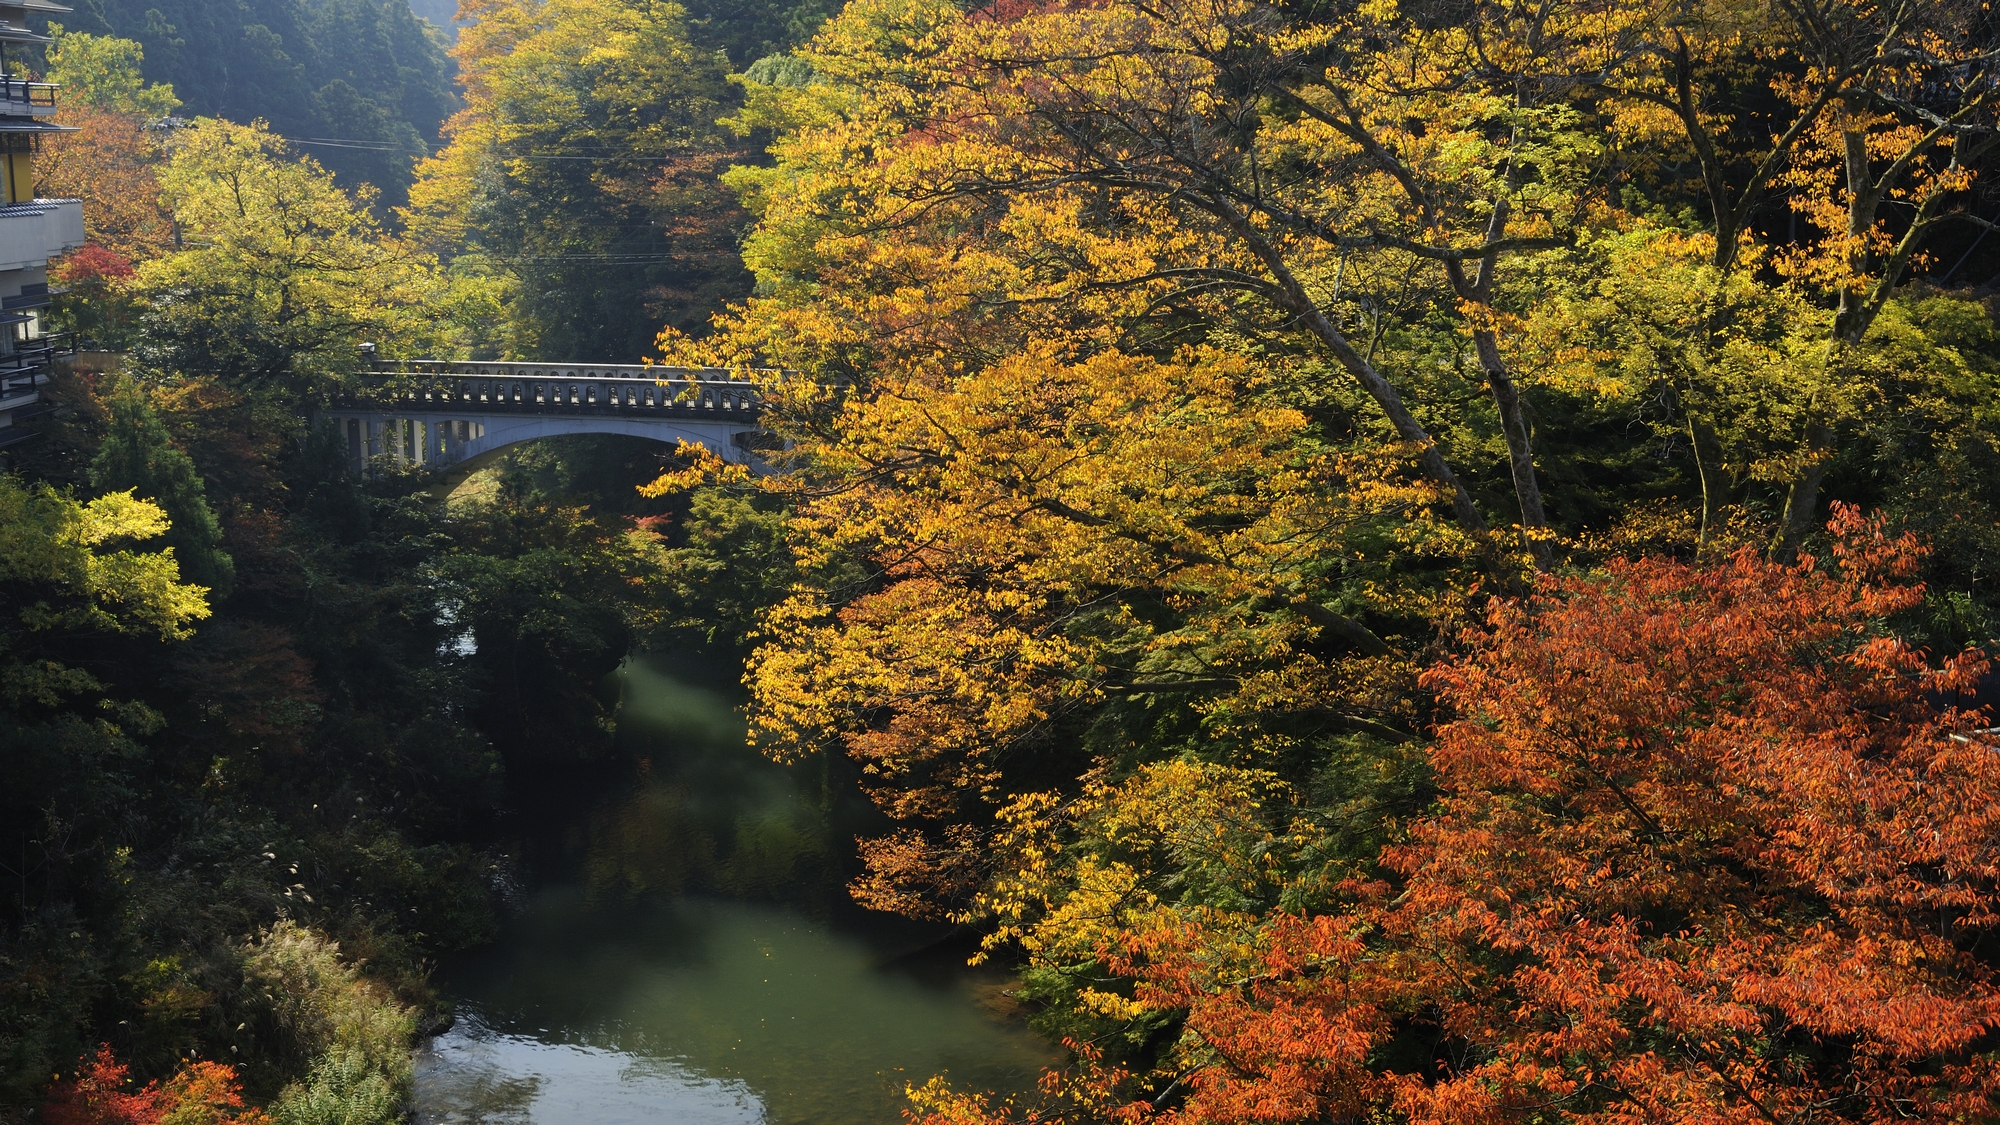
[133,118,452,395]
[435,468,676,764]
[655,485,800,653]
[89,382,234,596]
[43,25,181,117]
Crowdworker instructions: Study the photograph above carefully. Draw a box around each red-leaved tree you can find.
[924,507,2000,1125]
[1370,506,2000,1125]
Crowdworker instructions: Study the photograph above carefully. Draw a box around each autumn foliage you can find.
[1385,507,1999,1124]
[17,0,2000,1115]
[738,346,1441,916]
[43,1046,267,1125]
[912,508,2000,1124]
[37,106,175,264]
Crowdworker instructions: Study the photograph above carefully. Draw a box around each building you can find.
[0,0,86,452]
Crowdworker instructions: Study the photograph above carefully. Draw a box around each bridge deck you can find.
[342,363,766,418]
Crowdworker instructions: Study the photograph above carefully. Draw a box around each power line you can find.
[281,134,687,162]
[496,254,684,262]
[288,137,418,152]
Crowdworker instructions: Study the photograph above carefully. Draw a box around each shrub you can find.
[43,1045,266,1125]
[239,925,412,1125]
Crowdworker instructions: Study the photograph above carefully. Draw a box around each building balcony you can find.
[0,77,59,115]
[0,197,82,271]
[0,331,74,450]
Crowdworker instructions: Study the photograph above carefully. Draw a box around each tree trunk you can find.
[1686,413,1724,552]
[1204,196,1490,534]
[1296,301,1489,534]
[1442,179,1548,568]
[1773,419,1832,562]
[1471,327,1552,570]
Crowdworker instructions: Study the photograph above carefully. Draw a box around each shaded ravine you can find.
[414,657,1056,1125]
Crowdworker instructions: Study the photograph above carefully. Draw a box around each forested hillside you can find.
[35,0,455,204]
[8,0,2000,1120]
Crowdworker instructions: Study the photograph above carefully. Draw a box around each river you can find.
[412,657,1056,1125]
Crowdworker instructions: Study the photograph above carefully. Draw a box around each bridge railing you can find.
[334,363,770,420]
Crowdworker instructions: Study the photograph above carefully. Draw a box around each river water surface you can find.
[413,659,1056,1125]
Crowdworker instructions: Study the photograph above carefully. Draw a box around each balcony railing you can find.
[0,332,75,404]
[0,78,56,111]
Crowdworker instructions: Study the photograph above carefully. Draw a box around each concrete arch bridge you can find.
[320,360,771,477]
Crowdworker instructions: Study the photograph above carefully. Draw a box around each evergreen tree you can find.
[89,383,235,597]
[35,0,455,207]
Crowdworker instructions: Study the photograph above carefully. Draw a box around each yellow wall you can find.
[5,151,32,203]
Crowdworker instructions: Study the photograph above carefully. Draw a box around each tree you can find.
[37,106,162,256]
[43,26,182,118]
[1524,232,2000,561]
[0,475,209,1104]
[1589,0,2000,555]
[132,118,450,395]
[711,0,1645,564]
[434,468,676,765]
[925,507,2000,1125]
[89,382,234,596]
[713,0,2000,570]
[47,243,146,349]
[677,0,836,69]
[720,344,1440,918]
[43,1044,267,1125]
[405,0,750,359]
[37,28,179,338]
[0,472,210,672]
[649,484,800,654]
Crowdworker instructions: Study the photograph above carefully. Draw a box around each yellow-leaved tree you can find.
[405,0,747,359]
[662,338,1449,919]
[661,0,2000,1116]
[1,473,209,711]
[133,119,453,395]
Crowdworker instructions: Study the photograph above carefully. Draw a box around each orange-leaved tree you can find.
[920,505,2000,1124]
[43,1045,267,1125]
[37,107,175,265]
[715,0,1638,560]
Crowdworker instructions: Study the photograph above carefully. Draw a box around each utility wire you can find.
[280,133,699,162]
[496,255,684,262]
[288,137,419,152]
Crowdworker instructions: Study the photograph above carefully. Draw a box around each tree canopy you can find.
[405,0,751,359]
[9,0,2000,1118]
[133,119,451,391]
[637,0,2000,1117]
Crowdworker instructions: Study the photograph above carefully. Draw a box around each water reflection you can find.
[417,1017,758,1125]
[416,659,1055,1125]
[582,660,837,905]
